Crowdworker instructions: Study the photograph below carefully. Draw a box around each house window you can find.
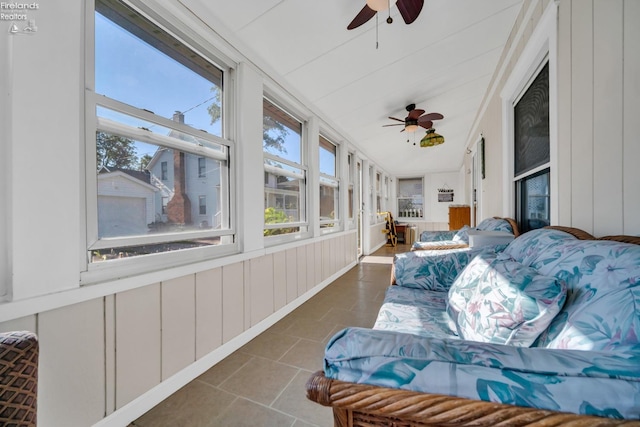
[161,161,168,181]
[397,178,423,218]
[198,157,206,178]
[87,0,234,272]
[199,196,206,215]
[263,97,307,237]
[319,135,339,231]
[514,61,550,232]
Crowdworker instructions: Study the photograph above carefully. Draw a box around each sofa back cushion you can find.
[447,254,567,347]
[529,239,640,350]
[502,228,578,268]
[452,225,471,243]
[476,218,514,234]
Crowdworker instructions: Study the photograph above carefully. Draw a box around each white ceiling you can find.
[179,0,523,176]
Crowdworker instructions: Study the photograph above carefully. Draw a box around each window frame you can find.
[501,3,558,224]
[82,0,238,283]
[318,134,341,233]
[397,177,424,219]
[262,95,309,242]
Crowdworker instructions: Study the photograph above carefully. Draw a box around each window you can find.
[347,153,355,220]
[198,157,206,178]
[199,195,206,215]
[87,0,234,270]
[514,61,550,232]
[397,178,423,218]
[161,161,168,180]
[263,97,307,237]
[319,135,340,231]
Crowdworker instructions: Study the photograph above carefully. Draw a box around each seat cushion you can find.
[447,254,567,347]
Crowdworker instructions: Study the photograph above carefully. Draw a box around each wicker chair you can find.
[0,331,38,426]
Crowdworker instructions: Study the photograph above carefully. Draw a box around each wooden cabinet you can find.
[449,205,471,230]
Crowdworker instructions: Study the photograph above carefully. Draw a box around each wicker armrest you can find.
[0,331,38,426]
[306,371,640,427]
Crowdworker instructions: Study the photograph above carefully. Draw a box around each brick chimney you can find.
[166,111,192,225]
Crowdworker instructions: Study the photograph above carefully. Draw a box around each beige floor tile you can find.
[213,397,295,427]
[321,307,378,329]
[197,351,253,387]
[239,331,300,360]
[283,316,342,342]
[272,370,334,427]
[278,339,326,372]
[218,357,299,405]
[133,381,236,427]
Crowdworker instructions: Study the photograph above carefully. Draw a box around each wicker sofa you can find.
[412,217,520,251]
[0,331,38,426]
[307,227,640,426]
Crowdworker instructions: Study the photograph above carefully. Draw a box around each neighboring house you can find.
[145,112,222,230]
[97,167,157,237]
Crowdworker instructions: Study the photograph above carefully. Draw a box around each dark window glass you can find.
[517,169,550,233]
[514,62,549,177]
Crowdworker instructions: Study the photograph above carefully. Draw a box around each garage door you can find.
[98,196,147,238]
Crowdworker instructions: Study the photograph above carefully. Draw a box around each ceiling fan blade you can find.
[396,0,424,25]
[407,109,425,120]
[420,112,444,121]
[419,120,433,129]
[347,5,377,30]
[382,123,404,127]
[388,116,405,122]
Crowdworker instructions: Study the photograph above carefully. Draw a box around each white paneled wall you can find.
[560,0,640,236]
[469,0,640,236]
[0,233,357,426]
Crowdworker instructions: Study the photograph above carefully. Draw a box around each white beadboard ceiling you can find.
[179,0,523,175]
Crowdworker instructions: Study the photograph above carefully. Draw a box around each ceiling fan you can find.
[348,0,424,30]
[383,104,444,133]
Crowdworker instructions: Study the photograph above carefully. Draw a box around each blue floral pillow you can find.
[452,225,470,243]
[447,254,567,347]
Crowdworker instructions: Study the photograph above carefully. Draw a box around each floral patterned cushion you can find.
[447,253,567,346]
[476,217,514,234]
[452,225,470,243]
[374,286,458,339]
[393,247,493,291]
[325,327,640,419]
[419,230,456,242]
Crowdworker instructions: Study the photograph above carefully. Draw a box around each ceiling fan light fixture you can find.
[420,128,445,147]
[405,123,419,132]
[366,0,391,12]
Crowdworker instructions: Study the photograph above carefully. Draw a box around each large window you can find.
[87,0,233,269]
[263,98,307,237]
[397,178,424,219]
[319,136,340,231]
[514,61,550,232]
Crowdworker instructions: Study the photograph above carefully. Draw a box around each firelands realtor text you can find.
[1,2,38,20]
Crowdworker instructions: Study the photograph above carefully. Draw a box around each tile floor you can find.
[130,243,409,427]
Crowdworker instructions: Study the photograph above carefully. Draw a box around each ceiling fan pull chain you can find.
[376,13,379,49]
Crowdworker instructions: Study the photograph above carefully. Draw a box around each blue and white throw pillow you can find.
[447,254,567,347]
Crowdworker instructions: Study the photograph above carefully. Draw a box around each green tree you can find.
[263,207,296,236]
[207,85,222,125]
[263,115,288,156]
[96,131,138,170]
[139,154,153,171]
